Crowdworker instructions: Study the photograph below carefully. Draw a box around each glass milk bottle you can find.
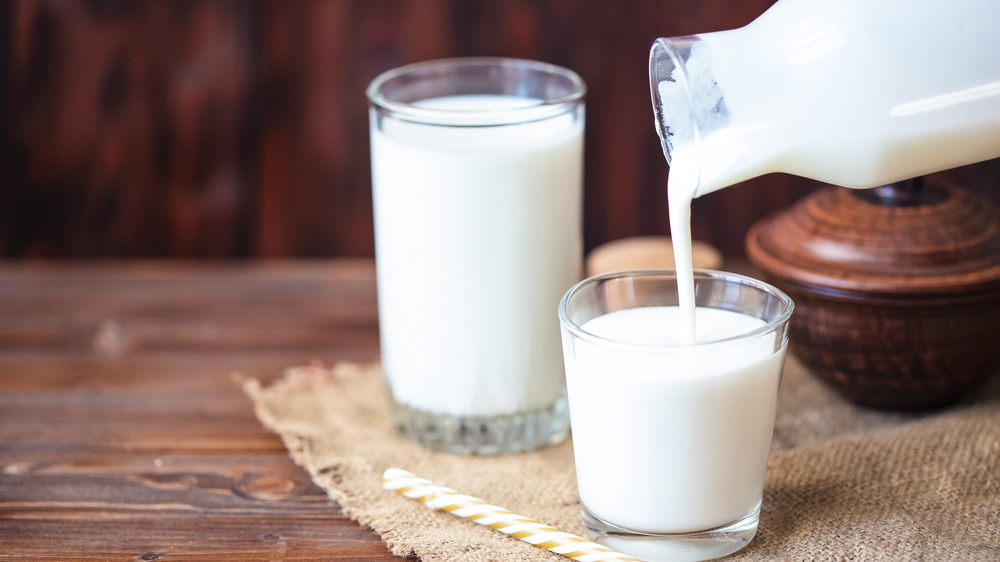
[650,0,1000,198]
[367,58,585,455]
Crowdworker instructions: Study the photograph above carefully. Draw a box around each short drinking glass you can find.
[558,269,793,561]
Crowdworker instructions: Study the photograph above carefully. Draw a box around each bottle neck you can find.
[650,28,777,198]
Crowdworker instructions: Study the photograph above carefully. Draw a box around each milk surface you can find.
[564,306,785,534]
[371,94,583,417]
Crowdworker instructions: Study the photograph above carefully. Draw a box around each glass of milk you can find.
[558,269,793,561]
[367,58,585,455]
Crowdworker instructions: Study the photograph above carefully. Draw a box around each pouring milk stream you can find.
[651,0,1000,343]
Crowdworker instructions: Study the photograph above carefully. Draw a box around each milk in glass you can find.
[565,306,785,534]
[371,94,583,418]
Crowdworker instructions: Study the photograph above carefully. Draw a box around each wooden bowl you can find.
[745,178,1000,409]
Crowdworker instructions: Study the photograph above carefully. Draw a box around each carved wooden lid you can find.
[745,178,1000,296]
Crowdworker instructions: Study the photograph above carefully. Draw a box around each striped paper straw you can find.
[382,467,641,562]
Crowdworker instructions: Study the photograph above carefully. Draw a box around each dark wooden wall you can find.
[2,0,998,259]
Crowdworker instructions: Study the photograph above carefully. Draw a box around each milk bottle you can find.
[651,0,1000,198]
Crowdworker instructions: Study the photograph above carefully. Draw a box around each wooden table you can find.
[0,260,415,560]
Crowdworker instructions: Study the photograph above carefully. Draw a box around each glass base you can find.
[581,502,760,562]
[389,394,570,455]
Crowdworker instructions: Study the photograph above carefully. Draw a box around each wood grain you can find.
[0,260,416,561]
[4,0,996,260]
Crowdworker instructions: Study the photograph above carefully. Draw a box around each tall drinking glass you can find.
[368,58,585,455]
[559,270,793,561]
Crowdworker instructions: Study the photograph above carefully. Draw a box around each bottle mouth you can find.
[649,37,703,166]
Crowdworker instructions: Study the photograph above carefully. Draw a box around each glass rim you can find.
[558,268,794,351]
[366,57,587,127]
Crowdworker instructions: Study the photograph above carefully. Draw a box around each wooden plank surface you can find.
[7,0,997,261]
[0,260,416,561]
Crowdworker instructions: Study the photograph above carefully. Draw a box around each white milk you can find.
[667,156,700,344]
[371,94,583,417]
[564,306,785,534]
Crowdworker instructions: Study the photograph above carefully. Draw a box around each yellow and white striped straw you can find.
[382,467,641,562]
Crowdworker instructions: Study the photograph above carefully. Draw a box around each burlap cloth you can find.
[242,356,1000,561]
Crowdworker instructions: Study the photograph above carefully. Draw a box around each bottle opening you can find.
[649,36,729,170]
[650,38,695,165]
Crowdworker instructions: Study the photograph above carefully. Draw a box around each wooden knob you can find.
[585,236,723,277]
